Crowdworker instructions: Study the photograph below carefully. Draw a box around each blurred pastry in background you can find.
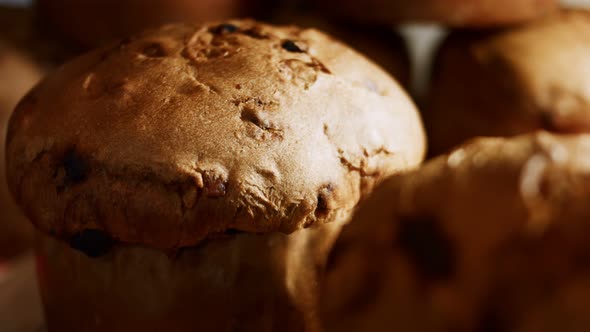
[0,4,33,48]
[313,0,558,26]
[35,0,269,49]
[323,132,590,332]
[5,20,425,331]
[0,42,43,260]
[424,9,590,156]
[0,5,72,67]
[272,11,410,87]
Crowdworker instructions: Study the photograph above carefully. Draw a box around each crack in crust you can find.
[337,148,393,177]
[233,97,283,141]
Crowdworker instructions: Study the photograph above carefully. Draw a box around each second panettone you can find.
[425,9,590,155]
[324,132,590,332]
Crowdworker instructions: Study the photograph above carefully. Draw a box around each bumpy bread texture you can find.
[0,44,42,258]
[272,12,411,87]
[315,0,557,26]
[426,9,590,156]
[6,20,425,250]
[36,0,262,48]
[323,132,590,332]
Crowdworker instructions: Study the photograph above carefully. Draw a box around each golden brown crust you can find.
[6,20,425,249]
[0,43,42,258]
[323,132,590,331]
[314,0,558,26]
[426,9,590,156]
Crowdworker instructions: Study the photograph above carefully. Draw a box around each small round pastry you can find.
[6,20,425,331]
[425,9,590,156]
[0,43,43,259]
[271,12,410,87]
[323,132,590,332]
[314,0,558,27]
[35,0,266,49]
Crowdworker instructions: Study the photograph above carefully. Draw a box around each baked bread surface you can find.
[6,20,425,249]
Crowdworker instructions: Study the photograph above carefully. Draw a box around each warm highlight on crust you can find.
[6,20,425,249]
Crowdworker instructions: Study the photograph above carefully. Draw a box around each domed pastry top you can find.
[6,20,425,249]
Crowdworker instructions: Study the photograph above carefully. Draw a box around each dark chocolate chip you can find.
[62,149,89,185]
[211,23,238,34]
[70,229,113,258]
[315,195,329,217]
[315,184,334,218]
[397,216,456,282]
[203,173,227,197]
[281,40,304,53]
